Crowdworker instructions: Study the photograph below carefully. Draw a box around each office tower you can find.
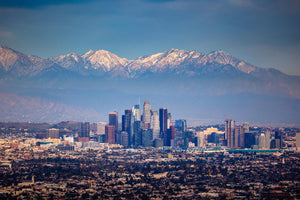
[243,122,249,133]
[109,112,118,132]
[122,110,131,133]
[122,109,132,146]
[97,122,106,135]
[105,125,115,144]
[275,129,283,149]
[259,133,266,149]
[164,126,175,146]
[150,109,160,140]
[225,119,235,148]
[143,100,151,123]
[244,132,256,148]
[175,119,187,132]
[78,122,90,142]
[235,123,242,148]
[159,108,168,135]
[265,130,271,149]
[121,131,129,148]
[209,132,220,144]
[48,128,59,139]
[167,113,172,129]
[134,121,142,147]
[132,105,141,121]
[79,122,90,137]
[142,129,153,147]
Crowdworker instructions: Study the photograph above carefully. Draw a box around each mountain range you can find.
[0,45,299,126]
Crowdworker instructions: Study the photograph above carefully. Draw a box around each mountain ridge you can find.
[0,45,299,125]
[0,44,277,78]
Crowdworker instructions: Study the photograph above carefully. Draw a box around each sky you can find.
[0,0,299,75]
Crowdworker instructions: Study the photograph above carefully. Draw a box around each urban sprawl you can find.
[0,100,299,199]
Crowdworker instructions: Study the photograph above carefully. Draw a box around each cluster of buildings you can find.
[29,100,294,152]
[224,119,283,150]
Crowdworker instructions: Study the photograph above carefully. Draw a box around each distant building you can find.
[121,131,129,147]
[143,100,151,123]
[150,109,160,140]
[175,119,187,133]
[132,105,141,121]
[105,125,115,144]
[225,119,235,148]
[109,112,118,132]
[134,121,142,147]
[122,109,132,146]
[142,129,153,147]
[159,108,168,135]
[97,122,106,135]
[48,128,59,139]
[79,122,90,138]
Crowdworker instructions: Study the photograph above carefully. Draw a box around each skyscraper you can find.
[105,125,115,144]
[97,122,106,135]
[150,109,160,140]
[159,108,168,136]
[122,109,132,146]
[122,110,131,132]
[225,119,235,148]
[79,122,90,138]
[143,100,151,123]
[109,112,118,132]
[132,105,141,121]
[79,122,90,142]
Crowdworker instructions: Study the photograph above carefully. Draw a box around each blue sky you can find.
[0,0,299,75]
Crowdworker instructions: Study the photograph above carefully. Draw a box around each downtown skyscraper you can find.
[159,108,168,134]
[143,100,151,123]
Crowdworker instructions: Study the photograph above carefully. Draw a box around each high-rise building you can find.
[142,129,153,147]
[150,109,160,140]
[109,112,118,132]
[143,100,151,123]
[225,119,235,148]
[79,122,90,137]
[244,132,257,148]
[121,131,129,148]
[175,119,187,132]
[167,113,172,129]
[159,108,168,135]
[105,125,115,144]
[164,126,175,146]
[258,133,266,149]
[78,122,90,142]
[265,130,271,149]
[132,105,141,121]
[97,122,106,135]
[134,121,142,147]
[122,110,131,132]
[48,128,59,139]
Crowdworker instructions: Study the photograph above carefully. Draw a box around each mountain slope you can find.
[0,45,299,125]
[0,45,64,77]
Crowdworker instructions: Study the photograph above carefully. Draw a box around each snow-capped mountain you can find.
[0,45,299,125]
[47,47,259,78]
[0,45,65,77]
